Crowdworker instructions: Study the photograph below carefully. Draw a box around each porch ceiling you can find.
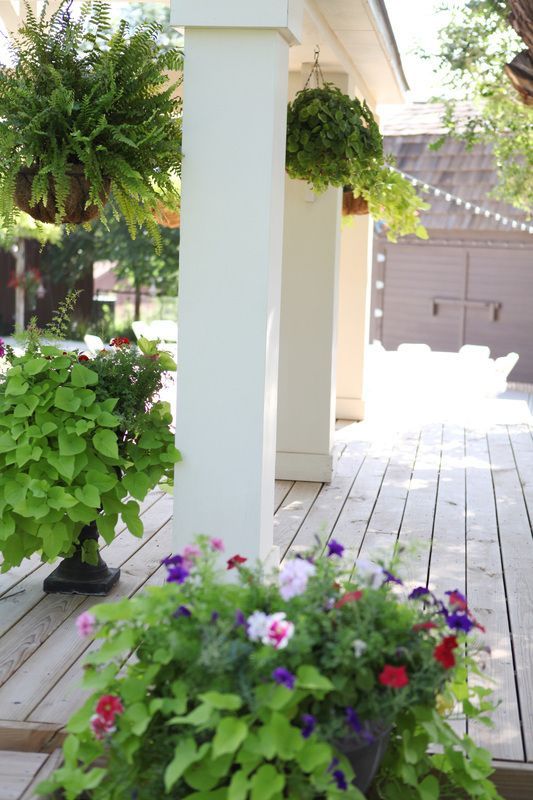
[289,0,408,106]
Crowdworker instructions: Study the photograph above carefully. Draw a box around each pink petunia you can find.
[76,611,96,638]
[210,537,225,552]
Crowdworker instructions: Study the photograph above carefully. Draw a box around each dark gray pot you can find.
[335,728,391,792]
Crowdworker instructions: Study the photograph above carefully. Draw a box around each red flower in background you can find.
[413,621,438,632]
[378,665,409,688]
[110,337,130,347]
[78,354,90,362]
[434,636,459,669]
[227,554,247,570]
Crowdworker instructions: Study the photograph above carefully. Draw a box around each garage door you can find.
[375,243,533,383]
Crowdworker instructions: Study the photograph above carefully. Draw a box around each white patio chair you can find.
[84,334,105,354]
[149,319,178,344]
[459,344,491,359]
[131,320,152,341]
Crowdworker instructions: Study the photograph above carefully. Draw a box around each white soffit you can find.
[290,0,407,106]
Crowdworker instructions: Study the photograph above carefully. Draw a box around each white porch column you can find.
[171,0,303,561]
[336,215,374,420]
[276,72,347,483]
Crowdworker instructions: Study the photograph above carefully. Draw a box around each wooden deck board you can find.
[1,405,533,792]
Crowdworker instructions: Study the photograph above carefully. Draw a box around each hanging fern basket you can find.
[153,201,181,229]
[342,188,369,216]
[14,165,111,225]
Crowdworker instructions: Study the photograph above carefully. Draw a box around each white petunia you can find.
[352,639,368,658]
[355,559,385,589]
[246,610,269,641]
[279,558,316,601]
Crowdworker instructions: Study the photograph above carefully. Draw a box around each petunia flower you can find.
[263,613,295,650]
[301,714,316,739]
[434,636,459,669]
[0,339,5,358]
[211,611,220,623]
[234,609,246,627]
[210,537,224,552]
[183,544,201,567]
[383,570,403,585]
[90,713,115,739]
[378,665,409,688]
[95,695,124,724]
[327,539,345,558]
[76,611,96,638]
[272,667,296,689]
[227,554,247,570]
[355,559,385,589]
[247,611,269,642]
[409,586,430,600]
[173,605,191,618]
[110,337,130,347]
[162,554,184,567]
[446,612,474,633]
[335,590,363,608]
[166,563,190,584]
[78,353,90,362]
[279,558,316,600]
[413,621,438,632]
[331,770,348,791]
[352,639,367,657]
[346,707,363,734]
[446,589,468,611]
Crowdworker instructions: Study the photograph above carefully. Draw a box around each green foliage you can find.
[286,84,429,240]
[0,322,180,571]
[0,212,60,250]
[39,542,501,799]
[0,0,182,242]
[286,84,383,193]
[431,0,533,212]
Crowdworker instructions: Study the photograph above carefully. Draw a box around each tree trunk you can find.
[507,0,533,104]
[134,281,141,320]
[14,238,25,332]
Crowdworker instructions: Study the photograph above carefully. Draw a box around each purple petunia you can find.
[166,563,190,584]
[383,570,403,585]
[332,770,348,791]
[272,667,296,690]
[173,605,191,618]
[162,554,184,567]
[446,612,475,633]
[346,707,363,734]
[234,609,246,627]
[327,539,345,558]
[0,339,5,358]
[211,611,220,623]
[409,586,430,600]
[301,714,316,739]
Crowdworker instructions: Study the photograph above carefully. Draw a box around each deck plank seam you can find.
[422,424,444,590]
[506,425,533,542]
[280,482,325,560]
[486,429,528,761]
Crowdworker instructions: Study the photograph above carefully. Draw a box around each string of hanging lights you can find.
[389,166,533,235]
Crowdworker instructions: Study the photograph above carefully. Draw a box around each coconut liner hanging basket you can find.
[342,187,369,217]
[14,165,111,224]
[153,201,180,229]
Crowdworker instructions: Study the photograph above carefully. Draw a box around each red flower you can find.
[413,621,439,632]
[335,590,363,608]
[447,591,468,612]
[378,665,409,688]
[227,554,247,570]
[95,695,124,724]
[78,354,90,362]
[434,636,459,670]
[110,337,130,347]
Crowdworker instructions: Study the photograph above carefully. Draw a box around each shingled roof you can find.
[379,103,529,232]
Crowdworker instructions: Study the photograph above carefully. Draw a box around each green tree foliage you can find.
[41,212,180,319]
[432,0,533,212]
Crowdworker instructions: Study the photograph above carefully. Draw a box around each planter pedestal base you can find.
[43,522,120,596]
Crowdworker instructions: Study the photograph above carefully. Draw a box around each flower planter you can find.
[43,521,120,596]
[336,728,391,792]
[153,201,180,229]
[342,188,369,216]
[14,165,111,224]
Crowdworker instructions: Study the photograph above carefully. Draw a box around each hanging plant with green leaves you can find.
[0,0,182,246]
[285,55,429,241]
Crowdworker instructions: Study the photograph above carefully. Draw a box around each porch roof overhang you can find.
[291,0,408,106]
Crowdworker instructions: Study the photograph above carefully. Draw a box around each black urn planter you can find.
[336,728,391,792]
[43,521,120,596]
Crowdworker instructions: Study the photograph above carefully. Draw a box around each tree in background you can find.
[41,211,179,321]
[432,0,532,213]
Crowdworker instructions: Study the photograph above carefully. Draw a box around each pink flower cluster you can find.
[76,611,96,638]
[247,611,295,650]
[279,558,316,600]
[90,695,124,739]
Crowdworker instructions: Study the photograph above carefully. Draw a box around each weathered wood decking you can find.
[1,392,533,798]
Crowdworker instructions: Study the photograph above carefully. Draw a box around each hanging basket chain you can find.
[303,45,326,89]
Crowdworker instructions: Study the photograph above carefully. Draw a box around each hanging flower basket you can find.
[14,165,111,225]
[342,188,369,216]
